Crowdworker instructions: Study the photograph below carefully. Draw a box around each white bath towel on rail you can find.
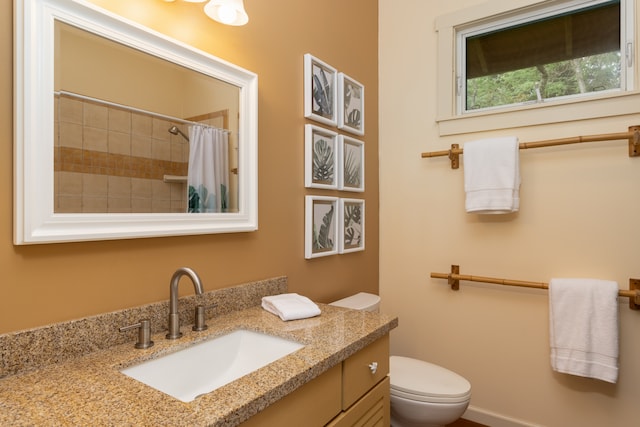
[549,278,619,383]
[463,136,520,214]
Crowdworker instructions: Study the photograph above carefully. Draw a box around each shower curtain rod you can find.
[55,90,231,133]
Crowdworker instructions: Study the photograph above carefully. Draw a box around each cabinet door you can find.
[327,377,390,427]
[342,335,390,409]
[239,364,342,427]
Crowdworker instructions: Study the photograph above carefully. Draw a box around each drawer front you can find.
[342,334,390,409]
[328,376,390,427]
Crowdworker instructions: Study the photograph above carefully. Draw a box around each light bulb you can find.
[204,0,248,26]
[217,5,237,24]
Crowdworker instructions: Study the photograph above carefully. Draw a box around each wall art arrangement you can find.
[305,196,365,259]
[303,53,366,259]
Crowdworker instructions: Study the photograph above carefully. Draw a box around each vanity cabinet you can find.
[239,334,390,427]
[329,334,390,427]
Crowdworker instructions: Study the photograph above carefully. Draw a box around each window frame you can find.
[435,0,637,136]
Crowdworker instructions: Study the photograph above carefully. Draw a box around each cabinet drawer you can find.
[342,335,389,409]
[328,376,390,427]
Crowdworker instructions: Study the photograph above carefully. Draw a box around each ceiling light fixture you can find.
[204,0,249,26]
[162,0,248,26]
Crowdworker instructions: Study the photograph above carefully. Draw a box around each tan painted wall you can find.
[380,1,640,426]
[1,0,378,333]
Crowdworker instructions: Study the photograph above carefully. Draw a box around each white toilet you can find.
[330,293,471,427]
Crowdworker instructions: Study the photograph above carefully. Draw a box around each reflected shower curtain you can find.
[187,125,229,213]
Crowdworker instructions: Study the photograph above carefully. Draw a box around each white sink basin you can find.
[120,329,304,402]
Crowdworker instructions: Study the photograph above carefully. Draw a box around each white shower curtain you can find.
[187,125,229,213]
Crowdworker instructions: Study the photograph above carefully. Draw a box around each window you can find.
[457,0,626,112]
[436,0,637,125]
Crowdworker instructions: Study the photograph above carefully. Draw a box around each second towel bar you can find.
[431,265,640,310]
[421,126,640,169]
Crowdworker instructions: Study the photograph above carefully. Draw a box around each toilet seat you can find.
[390,356,471,404]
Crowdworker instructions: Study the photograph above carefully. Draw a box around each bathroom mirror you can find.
[14,0,258,244]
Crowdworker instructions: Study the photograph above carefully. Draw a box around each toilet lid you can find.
[390,356,471,404]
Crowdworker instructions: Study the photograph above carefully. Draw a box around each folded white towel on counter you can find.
[261,293,321,321]
[549,278,619,383]
[464,137,520,214]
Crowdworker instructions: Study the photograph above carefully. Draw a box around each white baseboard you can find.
[463,406,543,427]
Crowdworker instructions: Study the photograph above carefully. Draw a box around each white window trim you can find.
[435,0,638,136]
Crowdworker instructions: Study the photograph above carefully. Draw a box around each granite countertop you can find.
[0,304,397,427]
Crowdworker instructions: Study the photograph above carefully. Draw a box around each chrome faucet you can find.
[166,267,204,339]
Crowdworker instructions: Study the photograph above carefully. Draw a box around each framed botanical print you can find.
[304,54,337,126]
[305,196,339,259]
[337,73,364,135]
[338,135,364,192]
[305,124,339,189]
[339,198,364,253]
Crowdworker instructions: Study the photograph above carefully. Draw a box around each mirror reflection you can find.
[54,22,240,214]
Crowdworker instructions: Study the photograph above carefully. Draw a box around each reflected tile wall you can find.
[54,94,188,213]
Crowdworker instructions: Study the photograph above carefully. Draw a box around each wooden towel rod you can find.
[421,125,640,169]
[431,265,640,310]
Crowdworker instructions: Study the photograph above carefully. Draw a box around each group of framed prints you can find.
[303,53,365,259]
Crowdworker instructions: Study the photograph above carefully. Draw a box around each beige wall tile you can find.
[131,112,152,136]
[151,139,171,161]
[82,196,108,213]
[83,174,108,197]
[151,179,170,200]
[84,127,108,152]
[57,196,82,213]
[132,197,152,213]
[131,178,152,198]
[108,176,131,198]
[107,197,132,213]
[108,130,131,156]
[59,122,83,149]
[58,96,83,124]
[108,107,131,133]
[151,117,171,141]
[131,134,152,158]
[151,199,171,213]
[170,182,186,201]
[84,103,108,129]
[58,171,83,196]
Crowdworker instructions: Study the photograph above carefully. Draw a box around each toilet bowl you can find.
[330,293,471,427]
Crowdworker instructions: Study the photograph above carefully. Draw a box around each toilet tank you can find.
[329,292,380,312]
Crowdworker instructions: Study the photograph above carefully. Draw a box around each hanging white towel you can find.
[463,137,520,214]
[261,293,321,321]
[549,278,619,383]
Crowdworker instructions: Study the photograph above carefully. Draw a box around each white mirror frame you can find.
[14,0,258,244]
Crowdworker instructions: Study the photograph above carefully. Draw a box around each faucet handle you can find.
[119,319,154,349]
[192,303,218,332]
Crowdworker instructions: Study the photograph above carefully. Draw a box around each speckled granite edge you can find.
[0,276,287,378]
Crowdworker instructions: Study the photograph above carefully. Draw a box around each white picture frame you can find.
[305,196,339,259]
[339,198,365,254]
[304,54,337,127]
[338,135,364,192]
[305,125,339,189]
[337,73,364,135]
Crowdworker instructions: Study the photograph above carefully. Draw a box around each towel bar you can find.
[421,126,640,169]
[431,265,640,310]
